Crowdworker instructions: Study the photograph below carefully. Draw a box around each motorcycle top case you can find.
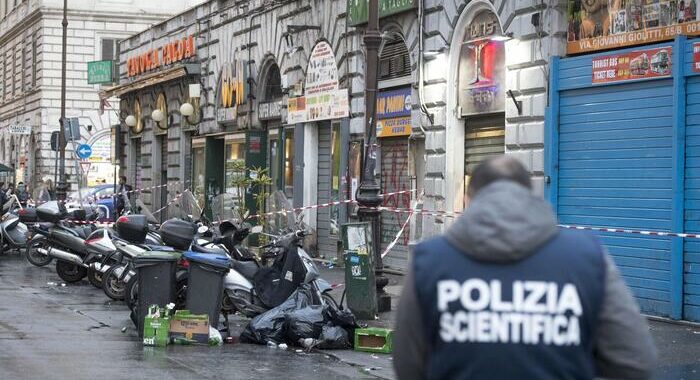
[115,215,149,243]
[182,252,231,271]
[18,208,37,223]
[159,218,196,250]
[36,201,67,223]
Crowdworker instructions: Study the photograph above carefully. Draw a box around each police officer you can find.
[394,156,657,380]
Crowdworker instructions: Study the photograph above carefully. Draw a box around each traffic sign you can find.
[76,144,92,159]
[79,161,91,175]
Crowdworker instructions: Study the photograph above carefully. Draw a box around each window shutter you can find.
[101,39,115,61]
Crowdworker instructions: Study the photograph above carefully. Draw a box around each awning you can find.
[0,163,14,172]
[101,64,201,99]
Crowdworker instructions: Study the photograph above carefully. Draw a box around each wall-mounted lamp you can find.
[491,32,515,42]
[125,115,137,128]
[180,102,197,125]
[151,109,165,129]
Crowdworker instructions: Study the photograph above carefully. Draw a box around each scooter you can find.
[220,225,334,318]
[0,212,28,255]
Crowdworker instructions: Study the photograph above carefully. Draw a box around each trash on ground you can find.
[142,305,171,347]
[169,310,210,345]
[354,327,393,354]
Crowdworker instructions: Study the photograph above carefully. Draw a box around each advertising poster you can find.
[693,42,700,72]
[568,0,700,54]
[376,87,412,137]
[591,46,672,84]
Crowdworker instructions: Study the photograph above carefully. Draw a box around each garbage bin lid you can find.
[183,251,232,269]
[134,251,179,262]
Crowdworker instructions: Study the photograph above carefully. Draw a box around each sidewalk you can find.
[317,265,700,380]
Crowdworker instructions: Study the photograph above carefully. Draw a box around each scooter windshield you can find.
[264,190,295,234]
[169,190,204,223]
[211,193,242,224]
[131,199,159,225]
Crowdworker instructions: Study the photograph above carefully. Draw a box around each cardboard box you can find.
[143,305,170,347]
[169,310,210,345]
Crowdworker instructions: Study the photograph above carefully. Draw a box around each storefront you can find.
[544,1,700,323]
[458,9,507,203]
[288,41,350,257]
[111,31,202,217]
[548,25,700,326]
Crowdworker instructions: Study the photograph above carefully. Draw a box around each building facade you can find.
[0,0,204,192]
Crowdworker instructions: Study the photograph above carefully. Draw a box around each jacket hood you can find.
[445,181,558,263]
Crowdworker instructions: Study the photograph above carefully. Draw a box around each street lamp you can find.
[125,115,137,128]
[151,109,166,130]
[356,0,391,313]
[179,102,196,125]
[56,0,68,202]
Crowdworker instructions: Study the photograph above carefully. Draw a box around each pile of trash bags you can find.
[240,284,357,349]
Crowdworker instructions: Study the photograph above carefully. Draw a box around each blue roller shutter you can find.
[557,80,674,317]
[684,76,700,321]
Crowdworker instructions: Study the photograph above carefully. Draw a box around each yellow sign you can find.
[376,117,411,137]
[217,60,247,123]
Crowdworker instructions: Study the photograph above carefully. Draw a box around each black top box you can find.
[159,218,196,250]
[115,215,149,244]
[36,201,67,223]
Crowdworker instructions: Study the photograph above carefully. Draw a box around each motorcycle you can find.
[29,201,107,285]
[219,191,335,318]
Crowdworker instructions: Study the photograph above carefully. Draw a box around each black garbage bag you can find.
[286,305,326,342]
[324,302,359,347]
[316,324,351,349]
[240,284,316,344]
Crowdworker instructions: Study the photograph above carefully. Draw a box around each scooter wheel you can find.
[56,261,87,283]
[25,240,53,267]
[102,266,126,301]
[86,266,103,289]
[125,275,138,311]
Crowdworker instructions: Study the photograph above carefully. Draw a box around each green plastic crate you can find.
[354,327,393,354]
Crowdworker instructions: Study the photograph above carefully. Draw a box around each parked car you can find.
[67,184,115,221]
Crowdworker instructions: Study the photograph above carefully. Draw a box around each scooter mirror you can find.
[197,225,209,235]
[251,225,263,234]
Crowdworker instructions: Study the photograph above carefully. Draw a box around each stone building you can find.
[0,0,204,191]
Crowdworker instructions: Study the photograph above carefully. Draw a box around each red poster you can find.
[592,47,672,84]
[694,43,700,73]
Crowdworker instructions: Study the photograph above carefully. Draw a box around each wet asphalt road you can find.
[0,252,376,380]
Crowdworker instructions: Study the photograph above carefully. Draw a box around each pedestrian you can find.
[15,182,29,207]
[5,183,14,199]
[37,178,55,203]
[0,182,6,209]
[393,156,657,380]
[115,175,133,218]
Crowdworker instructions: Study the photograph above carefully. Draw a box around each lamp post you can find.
[356,0,391,312]
[56,0,68,201]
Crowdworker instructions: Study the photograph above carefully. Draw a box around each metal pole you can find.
[356,0,390,312]
[56,0,68,202]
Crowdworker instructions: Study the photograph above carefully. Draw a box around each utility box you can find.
[342,222,376,320]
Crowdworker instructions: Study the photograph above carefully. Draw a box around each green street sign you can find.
[347,0,417,26]
[87,60,113,84]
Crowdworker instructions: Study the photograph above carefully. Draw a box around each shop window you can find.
[284,129,294,197]
[269,138,280,191]
[330,123,341,236]
[192,145,205,208]
[224,140,246,200]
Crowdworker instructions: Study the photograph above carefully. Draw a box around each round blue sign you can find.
[76,144,92,159]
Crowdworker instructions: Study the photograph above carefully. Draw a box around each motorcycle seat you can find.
[5,217,19,230]
[232,259,258,281]
[191,244,225,254]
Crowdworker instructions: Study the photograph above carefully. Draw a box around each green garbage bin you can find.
[133,251,178,338]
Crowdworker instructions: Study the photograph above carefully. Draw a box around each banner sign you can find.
[287,96,306,124]
[347,0,417,26]
[87,60,113,84]
[377,117,411,138]
[258,101,282,120]
[216,58,248,124]
[592,46,672,84]
[377,87,411,119]
[567,0,700,54]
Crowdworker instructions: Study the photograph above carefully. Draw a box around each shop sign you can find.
[376,117,411,137]
[377,87,411,119]
[87,60,113,84]
[126,35,196,77]
[9,123,31,135]
[258,101,282,120]
[693,42,700,72]
[286,42,349,123]
[347,0,417,26]
[458,10,505,116]
[567,1,700,54]
[216,59,248,124]
[592,46,672,84]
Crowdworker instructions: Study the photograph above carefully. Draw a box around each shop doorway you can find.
[464,114,505,204]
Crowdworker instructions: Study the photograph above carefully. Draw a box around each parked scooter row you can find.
[3,189,337,334]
